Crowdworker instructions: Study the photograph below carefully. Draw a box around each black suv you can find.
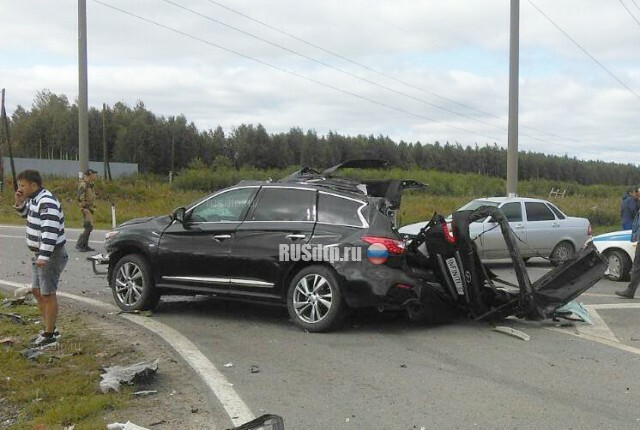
[102,161,606,332]
[103,161,425,332]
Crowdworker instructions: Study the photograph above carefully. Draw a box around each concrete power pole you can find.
[506,0,520,197]
[78,0,89,175]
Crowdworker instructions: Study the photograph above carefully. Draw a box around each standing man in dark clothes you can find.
[616,199,640,299]
[620,186,639,230]
[14,170,68,347]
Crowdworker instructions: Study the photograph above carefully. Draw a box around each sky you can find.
[1,0,639,165]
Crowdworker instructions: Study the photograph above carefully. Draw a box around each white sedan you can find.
[590,230,636,281]
[399,196,592,265]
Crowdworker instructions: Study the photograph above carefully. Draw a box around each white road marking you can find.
[0,279,254,428]
[588,302,640,310]
[0,233,102,244]
[575,307,618,343]
[547,302,640,356]
[548,327,640,356]
[581,293,620,298]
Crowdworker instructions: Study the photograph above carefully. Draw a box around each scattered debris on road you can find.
[226,414,285,430]
[493,326,531,341]
[0,337,16,346]
[133,390,158,397]
[0,312,25,324]
[100,359,159,393]
[107,421,150,430]
[250,365,260,374]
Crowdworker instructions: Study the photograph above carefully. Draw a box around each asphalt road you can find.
[1,225,640,430]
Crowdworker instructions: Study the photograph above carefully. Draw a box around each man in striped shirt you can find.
[14,170,68,348]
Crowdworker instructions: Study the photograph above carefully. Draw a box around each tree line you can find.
[2,89,639,186]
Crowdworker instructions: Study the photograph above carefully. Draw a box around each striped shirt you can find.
[15,188,67,260]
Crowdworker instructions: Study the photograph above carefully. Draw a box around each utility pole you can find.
[1,89,17,192]
[78,0,89,175]
[506,0,520,197]
[102,103,112,181]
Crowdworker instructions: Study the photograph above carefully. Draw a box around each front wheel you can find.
[604,249,632,282]
[550,241,575,266]
[111,254,160,311]
[286,266,346,333]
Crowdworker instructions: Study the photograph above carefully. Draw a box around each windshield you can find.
[458,199,500,211]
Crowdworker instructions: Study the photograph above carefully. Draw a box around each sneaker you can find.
[30,329,61,342]
[615,290,635,299]
[77,245,95,252]
[31,333,58,348]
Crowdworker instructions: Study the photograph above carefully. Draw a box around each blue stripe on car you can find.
[593,233,632,242]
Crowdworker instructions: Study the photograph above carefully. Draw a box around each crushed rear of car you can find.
[401,205,606,324]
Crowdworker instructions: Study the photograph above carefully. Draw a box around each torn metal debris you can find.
[493,326,531,341]
[403,206,606,325]
[99,359,159,393]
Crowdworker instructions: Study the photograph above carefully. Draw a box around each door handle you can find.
[213,234,232,242]
[514,224,524,229]
[286,234,306,240]
[552,222,560,228]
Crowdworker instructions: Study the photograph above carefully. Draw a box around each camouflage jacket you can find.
[78,179,96,211]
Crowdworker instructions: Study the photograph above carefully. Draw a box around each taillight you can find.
[588,224,592,236]
[361,236,406,255]
[441,220,456,244]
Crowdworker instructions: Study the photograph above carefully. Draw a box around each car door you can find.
[522,201,559,256]
[476,201,527,258]
[227,187,317,297]
[155,186,259,291]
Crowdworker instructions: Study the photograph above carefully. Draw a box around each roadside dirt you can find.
[17,300,227,430]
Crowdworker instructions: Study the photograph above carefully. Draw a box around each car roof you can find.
[234,180,368,201]
[472,196,552,204]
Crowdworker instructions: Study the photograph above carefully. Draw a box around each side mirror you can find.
[172,207,186,223]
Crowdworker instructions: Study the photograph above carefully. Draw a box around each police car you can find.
[590,230,636,281]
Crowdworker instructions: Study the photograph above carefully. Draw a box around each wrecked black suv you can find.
[101,160,606,332]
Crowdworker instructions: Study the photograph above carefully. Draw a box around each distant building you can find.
[1,157,138,179]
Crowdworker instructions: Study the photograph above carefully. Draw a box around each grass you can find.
[0,170,622,235]
[0,293,138,429]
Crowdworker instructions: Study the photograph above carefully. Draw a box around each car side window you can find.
[318,193,365,227]
[500,202,522,222]
[190,188,257,222]
[546,203,566,220]
[250,188,316,222]
[525,202,556,221]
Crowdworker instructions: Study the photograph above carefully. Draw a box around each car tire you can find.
[550,241,574,266]
[287,266,346,333]
[111,254,160,311]
[604,249,632,282]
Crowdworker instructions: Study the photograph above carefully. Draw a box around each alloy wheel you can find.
[292,274,333,324]
[114,261,144,306]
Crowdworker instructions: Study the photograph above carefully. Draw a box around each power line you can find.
[162,0,509,135]
[618,0,640,28]
[633,0,640,13]
[92,0,502,142]
[203,0,583,145]
[528,0,640,101]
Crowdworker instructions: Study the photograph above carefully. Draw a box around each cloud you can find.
[1,0,638,165]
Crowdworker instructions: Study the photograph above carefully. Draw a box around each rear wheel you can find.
[111,254,160,311]
[550,241,574,266]
[604,249,632,282]
[286,266,346,332]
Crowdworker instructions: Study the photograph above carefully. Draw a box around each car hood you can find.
[592,230,632,242]
[119,215,173,229]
